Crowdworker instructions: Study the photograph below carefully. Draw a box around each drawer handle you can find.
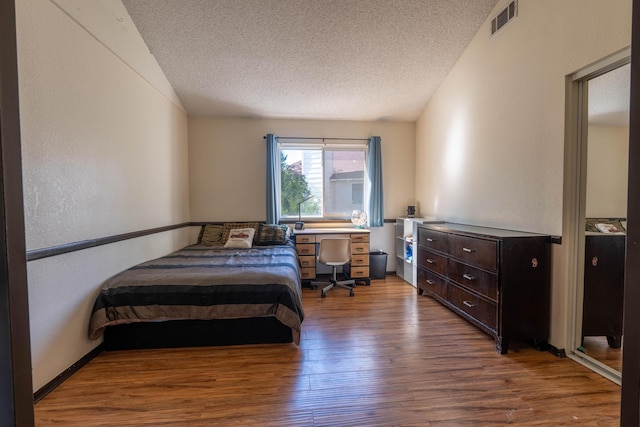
[463,300,475,308]
[463,274,476,281]
[300,249,310,254]
[427,238,434,242]
[426,259,435,264]
[426,279,435,285]
[355,259,364,264]
[462,247,474,253]
[356,248,364,252]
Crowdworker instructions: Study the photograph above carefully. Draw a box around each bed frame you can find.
[103,317,294,351]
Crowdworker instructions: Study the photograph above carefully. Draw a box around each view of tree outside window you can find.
[280,148,366,218]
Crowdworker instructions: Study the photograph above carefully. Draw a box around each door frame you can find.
[621,0,640,423]
[564,48,630,385]
[2,0,640,425]
[0,0,35,425]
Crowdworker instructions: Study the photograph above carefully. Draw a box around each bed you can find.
[88,223,304,350]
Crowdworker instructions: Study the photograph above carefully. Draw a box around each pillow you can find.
[199,224,224,245]
[585,218,626,233]
[595,223,625,234]
[224,228,256,248]
[221,222,261,243]
[255,224,289,246]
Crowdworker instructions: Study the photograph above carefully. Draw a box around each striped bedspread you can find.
[89,244,304,344]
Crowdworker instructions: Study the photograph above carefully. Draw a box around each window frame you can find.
[278,142,368,221]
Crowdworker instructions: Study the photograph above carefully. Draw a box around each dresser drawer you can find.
[417,247,447,276]
[417,267,447,299]
[352,254,369,267]
[418,227,449,253]
[300,268,316,280]
[448,283,497,332]
[296,244,315,256]
[349,266,369,278]
[352,242,369,255]
[449,234,497,272]
[449,259,498,302]
[295,234,316,244]
[351,234,370,243]
[298,255,316,268]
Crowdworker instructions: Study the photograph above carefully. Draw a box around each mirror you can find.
[578,62,630,374]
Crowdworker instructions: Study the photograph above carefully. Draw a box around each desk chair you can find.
[312,238,355,298]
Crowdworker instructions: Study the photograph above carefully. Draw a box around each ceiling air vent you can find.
[491,1,517,36]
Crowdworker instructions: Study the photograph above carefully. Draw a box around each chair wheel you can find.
[349,290,354,297]
[321,291,326,298]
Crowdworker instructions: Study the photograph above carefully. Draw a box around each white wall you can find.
[415,0,631,349]
[586,125,629,218]
[17,0,190,390]
[189,117,415,269]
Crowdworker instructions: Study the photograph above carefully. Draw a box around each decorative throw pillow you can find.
[222,222,261,243]
[224,228,256,248]
[255,224,289,246]
[595,223,625,234]
[199,224,224,245]
[585,218,626,233]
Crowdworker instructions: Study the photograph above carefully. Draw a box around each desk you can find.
[294,228,371,285]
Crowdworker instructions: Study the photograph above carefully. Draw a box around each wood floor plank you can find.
[34,276,621,426]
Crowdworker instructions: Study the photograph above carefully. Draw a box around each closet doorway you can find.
[566,49,630,384]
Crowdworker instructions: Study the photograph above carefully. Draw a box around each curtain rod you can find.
[263,136,369,141]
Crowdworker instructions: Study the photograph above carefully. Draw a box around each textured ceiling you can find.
[122,0,499,121]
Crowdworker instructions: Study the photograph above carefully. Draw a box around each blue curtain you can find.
[266,134,279,224]
[367,136,384,227]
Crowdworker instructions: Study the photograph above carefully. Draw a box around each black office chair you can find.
[311,238,355,297]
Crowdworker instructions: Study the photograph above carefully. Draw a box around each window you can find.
[280,146,366,219]
[351,183,363,205]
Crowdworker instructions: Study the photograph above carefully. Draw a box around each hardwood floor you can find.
[34,276,621,426]
[581,336,623,373]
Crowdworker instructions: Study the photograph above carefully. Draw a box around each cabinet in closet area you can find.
[582,233,625,348]
[417,223,551,354]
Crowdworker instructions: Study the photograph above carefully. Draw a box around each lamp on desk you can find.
[295,195,314,230]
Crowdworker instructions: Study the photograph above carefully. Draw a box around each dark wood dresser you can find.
[416,223,551,354]
[582,233,625,348]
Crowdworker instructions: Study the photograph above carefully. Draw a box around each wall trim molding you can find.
[33,344,104,403]
[26,222,192,262]
[26,220,560,262]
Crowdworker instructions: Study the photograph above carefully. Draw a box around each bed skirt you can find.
[103,317,294,351]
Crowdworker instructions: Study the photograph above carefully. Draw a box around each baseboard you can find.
[33,344,104,403]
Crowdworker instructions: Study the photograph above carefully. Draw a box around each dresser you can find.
[417,223,551,354]
[582,233,625,348]
[294,228,371,285]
